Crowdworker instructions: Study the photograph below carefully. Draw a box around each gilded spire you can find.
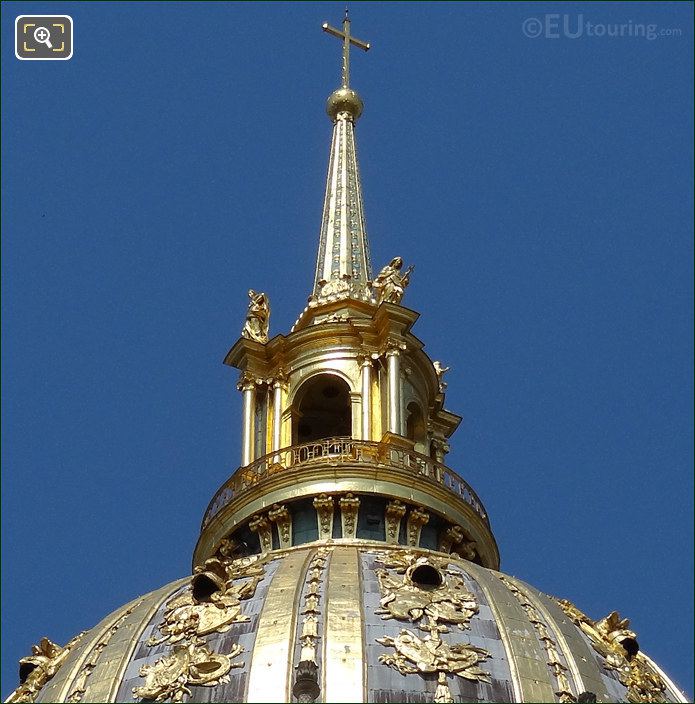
[311,14,373,305]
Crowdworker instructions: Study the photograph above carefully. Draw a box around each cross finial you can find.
[322,12,370,88]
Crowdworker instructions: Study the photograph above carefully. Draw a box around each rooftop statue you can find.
[241,290,270,344]
[372,256,414,305]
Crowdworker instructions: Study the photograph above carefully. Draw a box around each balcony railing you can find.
[201,437,489,530]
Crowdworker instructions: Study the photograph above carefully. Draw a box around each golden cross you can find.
[322,9,370,88]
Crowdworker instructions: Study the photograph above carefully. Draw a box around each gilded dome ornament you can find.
[131,553,271,703]
[5,635,84,704]
[374,551,491,702]
[556,599,669,703]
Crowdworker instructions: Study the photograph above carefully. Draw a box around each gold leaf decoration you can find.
[374,550,490,702]
[6,634,84,704]
[134,642,242,703]
[556,598,667,703]
[133,554,267,702]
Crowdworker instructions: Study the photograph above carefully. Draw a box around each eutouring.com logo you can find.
[522,14,682,41]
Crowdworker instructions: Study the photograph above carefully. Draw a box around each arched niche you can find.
[292,373,352,444]
[406,401,428,454]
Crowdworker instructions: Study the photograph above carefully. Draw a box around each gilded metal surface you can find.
[311,82,372,302]
[373,550,490,701]
[148,573,262,645]
[372,257,414,305]
[359,358,372,440]
[462,562,546,702]
[241,289,270,344]
[385,344,403,434]
[313,493,335,540]
[556,599,668,703]
[240,378,256,467]
[320,11,370,305]
[63,607,135,702]
[246,551,308,703]
[271,374,287,453]
[384,499,406,544]
[522,586,610,700]
[498,576,575,702]
[323,546,365,703]
[132,555,265,703]
[638,655,690,704]
[104,581,190,703]
[374,551,480,629]
[339,493,360,539]
[406,506,429,547]
[6,635,84,703]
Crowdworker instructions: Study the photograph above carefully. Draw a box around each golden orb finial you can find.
[322,12,370,121]
[326,86,364,121]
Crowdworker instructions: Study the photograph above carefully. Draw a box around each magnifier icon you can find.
[33,26,53,48]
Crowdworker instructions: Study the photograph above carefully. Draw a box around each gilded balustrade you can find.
[201,437,488,530]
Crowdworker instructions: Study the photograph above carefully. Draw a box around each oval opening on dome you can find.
[621,637,639,659]
[191,572,223,603]
[410,563,443,590]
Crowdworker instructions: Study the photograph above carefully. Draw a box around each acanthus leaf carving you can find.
[339,494,360,539]
[313,494,335,540]
[406,507,429,547]
[268,504,292,548]
[385,500,407,544]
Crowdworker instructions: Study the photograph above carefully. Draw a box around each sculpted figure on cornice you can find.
[242,289,270,343]
[372,257,413,305]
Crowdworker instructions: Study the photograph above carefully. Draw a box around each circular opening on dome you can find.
[191,573,221,603]
[322,384,340,399]
[410,563,443,590]
[620,637,639,659]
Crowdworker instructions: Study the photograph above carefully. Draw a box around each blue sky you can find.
[2,1,693,698]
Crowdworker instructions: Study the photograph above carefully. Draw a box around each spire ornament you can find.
[322,10,370,90]
[310,12,374,306]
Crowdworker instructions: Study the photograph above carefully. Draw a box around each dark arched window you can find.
[293,374,351,444]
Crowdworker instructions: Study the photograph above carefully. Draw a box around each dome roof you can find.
[14,544,685,704]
